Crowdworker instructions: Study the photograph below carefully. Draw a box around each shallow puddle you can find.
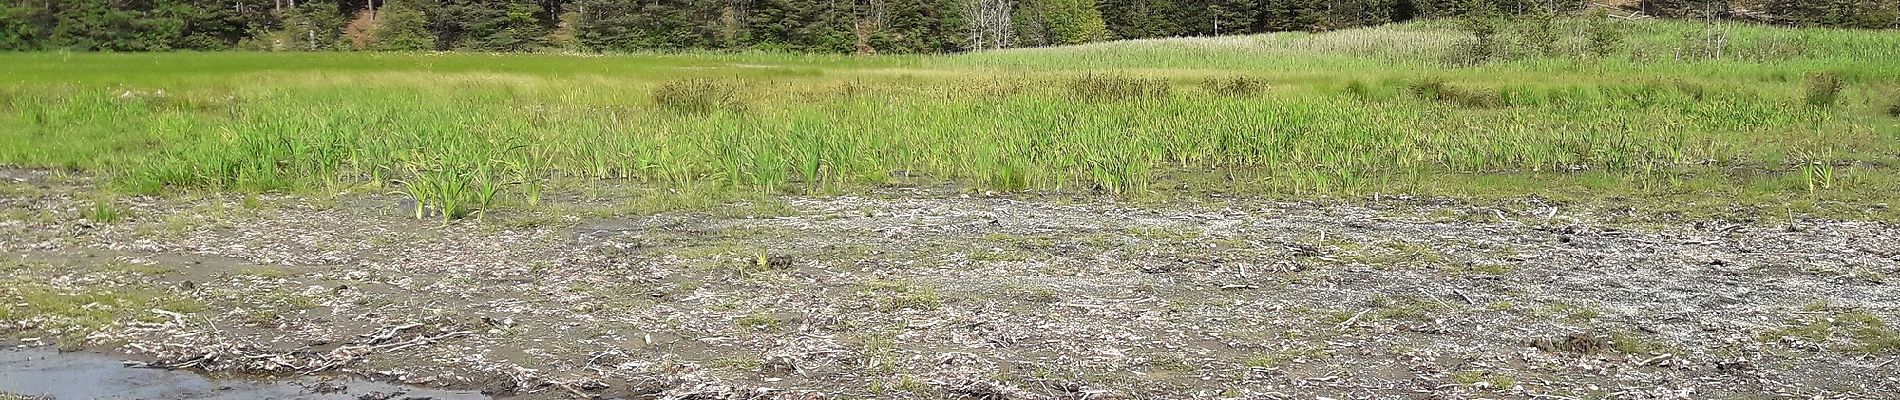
[0,346,489,400]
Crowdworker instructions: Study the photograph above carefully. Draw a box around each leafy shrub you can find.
[1199,76,1269,96]
[1804,71,1843,107]
[1068,74,1171,101]
[652,79,746,114]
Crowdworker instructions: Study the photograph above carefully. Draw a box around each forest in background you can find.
[1,0,1896,54]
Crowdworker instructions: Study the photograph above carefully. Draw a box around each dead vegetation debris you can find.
[2,176,1898,399]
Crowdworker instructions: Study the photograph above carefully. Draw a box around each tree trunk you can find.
[965,0,1015,49]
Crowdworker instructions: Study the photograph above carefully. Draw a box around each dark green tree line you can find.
[1759,0,1899,29]
[0,0,1891,53]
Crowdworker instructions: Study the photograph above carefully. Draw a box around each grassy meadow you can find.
[3,18,1898,221]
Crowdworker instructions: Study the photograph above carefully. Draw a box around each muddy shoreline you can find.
[3,171,1897,399]
[1,344,486,399]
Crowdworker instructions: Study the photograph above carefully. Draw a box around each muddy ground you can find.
[1,345,486,399]
[1,169,1897,399]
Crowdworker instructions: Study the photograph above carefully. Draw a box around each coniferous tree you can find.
[1258,0,1323,31]
[745,0,852,51]
[804,0,859,52]
[270,1,348,51]
[152,0,272,50]
[3,0,1895,53]
[576,0,719,50]
[48,1,187,51]
[1011,0,1049,44]
[1101,0,1181,39]
[432,0,551,51]
[1323,0,1399,30]
[741,0,794,49]
[45,1,120,50]
[373,0,437,50]
[1409,0,1481,17]
[1177,0,1256,36]
[0,2,49,50]
[480,1,552,50]
[1762,0,1899,29]
[866,0,969,53]
[574,0,643,50]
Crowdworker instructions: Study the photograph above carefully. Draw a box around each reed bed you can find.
[2,18,1896,220]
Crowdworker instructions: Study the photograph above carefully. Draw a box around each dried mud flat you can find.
[2,170,1897,400]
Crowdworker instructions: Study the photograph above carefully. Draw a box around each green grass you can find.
[80,198,124,223]
[0,279,203,350]
[733,312,784,332]
[1,18,1897,220]
[858,279,943,311]
[1763,302,1900,354]
[1449,369,1517,390]
[1242,347,1331,368]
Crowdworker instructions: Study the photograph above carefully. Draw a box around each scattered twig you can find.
[360,323,425,345]
[1638,353,1673,366]
[1450,289,1475,305]
[1336,308,1372,329]
[150,308,188,326]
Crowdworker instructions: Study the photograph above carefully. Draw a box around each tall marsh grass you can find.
[653,79,748,114]
[1067,74,1173,101]
[1199,76,1269,96]
[1,17,1897,219]
[1804,71,1844,107]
